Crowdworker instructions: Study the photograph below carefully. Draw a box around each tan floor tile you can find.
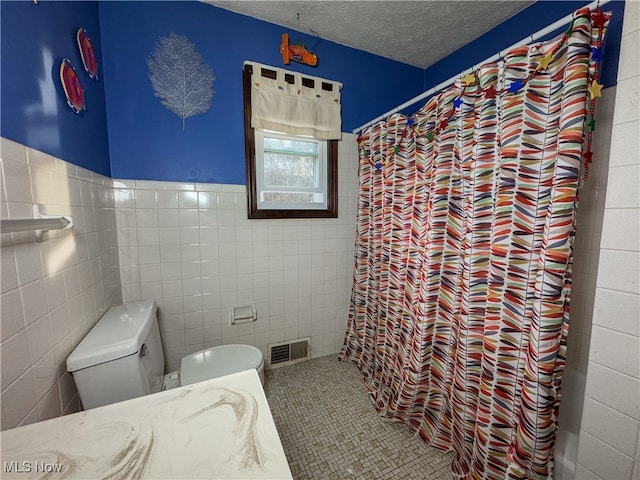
[264,355,453,479]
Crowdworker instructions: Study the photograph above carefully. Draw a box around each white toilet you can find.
[66,300,264,409]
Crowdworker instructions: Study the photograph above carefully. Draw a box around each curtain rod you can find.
[352,0,612,134]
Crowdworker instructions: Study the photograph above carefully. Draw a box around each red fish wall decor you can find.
[77,27,99,80]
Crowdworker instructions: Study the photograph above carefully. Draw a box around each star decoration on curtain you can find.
[591,46,603,62]
[453,97,463,109]
[484,85,497,99]
[509,79,524,93]
[591,8,608,28]
[588,80,603,99]
[588,117,596,131]
[399,117,416,139]
[463,73,476,86]
[538,52,553,70]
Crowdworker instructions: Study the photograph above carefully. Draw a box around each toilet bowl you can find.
[66,300,264,409]
[180,344,264,386]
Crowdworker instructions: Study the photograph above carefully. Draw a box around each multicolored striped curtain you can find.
[340,9,609,479]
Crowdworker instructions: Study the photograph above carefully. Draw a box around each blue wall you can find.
[0,1,627,185]
[421,1,625,95]
[99,1,424,184]
[1,1,111,177]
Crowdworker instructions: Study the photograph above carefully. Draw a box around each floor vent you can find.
[268,338,310,369]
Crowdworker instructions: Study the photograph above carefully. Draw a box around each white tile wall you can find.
[6,127,362,419]
[575,3,640,479]
[577,432,636,480]
[114,133,359,372]
[1,137,122,430]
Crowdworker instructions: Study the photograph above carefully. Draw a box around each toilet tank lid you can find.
[67,301,158,372]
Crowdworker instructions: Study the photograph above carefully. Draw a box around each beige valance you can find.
[244,61,342,140]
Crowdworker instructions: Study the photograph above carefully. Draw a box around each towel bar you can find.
[1,205,74,240]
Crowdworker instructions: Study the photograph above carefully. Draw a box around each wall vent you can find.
[268,337,310,369]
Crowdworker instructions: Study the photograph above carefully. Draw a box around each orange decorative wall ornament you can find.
[280,33,318,67]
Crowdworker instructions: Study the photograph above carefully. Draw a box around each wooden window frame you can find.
[243,64,338,219]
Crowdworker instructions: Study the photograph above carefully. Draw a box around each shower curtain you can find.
[340,8,609,480]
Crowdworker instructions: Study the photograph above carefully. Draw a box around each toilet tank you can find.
[66,301,165,409]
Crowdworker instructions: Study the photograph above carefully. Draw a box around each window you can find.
[256,129,329,210]
[243,63,339,219]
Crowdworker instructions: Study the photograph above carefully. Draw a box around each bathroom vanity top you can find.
[1,369,293,479]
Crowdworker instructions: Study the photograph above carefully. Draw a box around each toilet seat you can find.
[180,344,264,386]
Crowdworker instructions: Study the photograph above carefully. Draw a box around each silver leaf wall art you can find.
[147,33,214,131]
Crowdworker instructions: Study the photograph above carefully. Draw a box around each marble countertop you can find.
[1,369,293,479]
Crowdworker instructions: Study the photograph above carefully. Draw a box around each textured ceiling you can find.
[204,1,533,69]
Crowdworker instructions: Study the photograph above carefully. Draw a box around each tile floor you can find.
[264,354,453,479]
